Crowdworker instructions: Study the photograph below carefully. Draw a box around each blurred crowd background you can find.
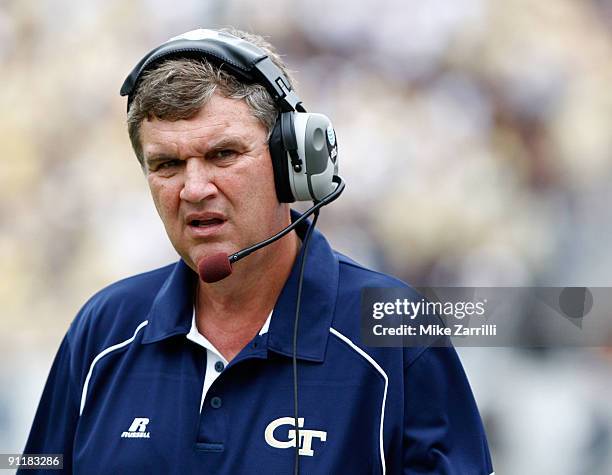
[2,0,612,473]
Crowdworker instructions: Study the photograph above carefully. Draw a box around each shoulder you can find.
[336,252,407,288]
[81,263,174,308]
[331,251,428,367]
[334,251,423,313]
[65,263,176,364]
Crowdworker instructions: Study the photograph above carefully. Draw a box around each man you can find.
[22,28,494,474]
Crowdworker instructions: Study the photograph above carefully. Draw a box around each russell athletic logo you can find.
[264,417,327,456]
[121,418,150,438]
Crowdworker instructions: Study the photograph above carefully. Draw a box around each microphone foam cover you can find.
[198,253,232,283]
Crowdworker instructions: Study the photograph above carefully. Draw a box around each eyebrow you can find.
[144,135,252,166]
[204,136,249,157]
[144,154,177,168]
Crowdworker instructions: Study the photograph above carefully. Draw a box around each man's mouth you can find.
[189,218,225,227]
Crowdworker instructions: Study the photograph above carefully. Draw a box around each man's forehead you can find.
[143,131,248,152]
[149,91,254,121]
[147,94,260,129]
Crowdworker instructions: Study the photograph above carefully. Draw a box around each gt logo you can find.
[264,417,327,456]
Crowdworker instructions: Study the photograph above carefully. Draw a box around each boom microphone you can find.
[197,176,345,283]
[198,253,233,283]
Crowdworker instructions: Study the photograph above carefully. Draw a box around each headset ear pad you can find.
[269,113,296,203]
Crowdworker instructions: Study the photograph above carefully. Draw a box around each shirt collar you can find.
[141,210,339,362]
[265,210,338,362]
[186,308,272,355]
[141,258,195,344]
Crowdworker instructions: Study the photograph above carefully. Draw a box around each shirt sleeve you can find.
[403,346,494,474]
[19,334,79,474]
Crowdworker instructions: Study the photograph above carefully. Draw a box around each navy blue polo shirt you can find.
[22,218,494,474]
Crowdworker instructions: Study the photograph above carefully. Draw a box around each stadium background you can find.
[2,0,612,473]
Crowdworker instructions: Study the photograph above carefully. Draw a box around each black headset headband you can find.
[119,31,305,114]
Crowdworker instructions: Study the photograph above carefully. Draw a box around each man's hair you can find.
[126,28,295,166]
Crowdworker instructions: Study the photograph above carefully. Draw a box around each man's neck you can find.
[194,230,301,360]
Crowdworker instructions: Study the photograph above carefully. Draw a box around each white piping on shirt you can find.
[329,327,388,475]
[79,320,149,416]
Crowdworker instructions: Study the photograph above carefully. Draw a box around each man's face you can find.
[139,93,287,273]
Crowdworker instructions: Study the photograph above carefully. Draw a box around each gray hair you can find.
[126,28,295,165]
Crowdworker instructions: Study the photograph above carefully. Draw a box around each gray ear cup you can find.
[289,113,339,202]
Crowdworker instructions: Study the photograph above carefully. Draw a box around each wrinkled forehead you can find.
[140,95,268,156]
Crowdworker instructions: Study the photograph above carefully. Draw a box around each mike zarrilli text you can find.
[372,323,497,337]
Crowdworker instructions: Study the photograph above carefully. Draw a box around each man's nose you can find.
[179,158,218,203]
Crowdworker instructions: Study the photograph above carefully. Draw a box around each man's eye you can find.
[214,150,237,159]
[156,159,182,170]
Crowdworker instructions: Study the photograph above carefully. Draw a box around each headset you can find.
[120,28,339,204]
